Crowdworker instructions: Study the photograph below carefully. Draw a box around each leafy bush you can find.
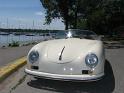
[9,41,20,47]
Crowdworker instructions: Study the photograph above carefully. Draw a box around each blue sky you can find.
[0,0,65,30]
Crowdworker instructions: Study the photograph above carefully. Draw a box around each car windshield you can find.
[55,30,98,40]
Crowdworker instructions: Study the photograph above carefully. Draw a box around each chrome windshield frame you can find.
[55,30,98,40]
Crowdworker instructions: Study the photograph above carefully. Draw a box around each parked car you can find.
[25,29,105,81]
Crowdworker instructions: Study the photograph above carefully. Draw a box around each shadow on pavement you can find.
[27,60,115,93]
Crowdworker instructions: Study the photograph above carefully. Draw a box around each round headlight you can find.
[85,53,98,68]
[29,51,39,64]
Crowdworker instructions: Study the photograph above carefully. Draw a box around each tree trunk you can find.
[74,9,77,29]
[74,0,78,29]
[65,19,69,30]
[65,8,69,30]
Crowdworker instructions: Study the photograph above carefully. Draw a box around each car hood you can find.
[44,38,98,63]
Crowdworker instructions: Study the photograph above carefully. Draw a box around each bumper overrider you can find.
[25,68,104,81]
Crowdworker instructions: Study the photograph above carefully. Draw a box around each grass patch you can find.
[8,41,20,47]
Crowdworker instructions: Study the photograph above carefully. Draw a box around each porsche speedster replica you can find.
[25,29,105,81]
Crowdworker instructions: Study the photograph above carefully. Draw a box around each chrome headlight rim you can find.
[85,53,98,68]
[28,50,39,64]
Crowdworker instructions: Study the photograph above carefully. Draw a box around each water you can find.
[0,34,49,47]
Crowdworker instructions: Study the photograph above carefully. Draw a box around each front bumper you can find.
[25,68,104,81]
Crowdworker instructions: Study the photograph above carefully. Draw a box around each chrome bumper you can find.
[25,68,104,81]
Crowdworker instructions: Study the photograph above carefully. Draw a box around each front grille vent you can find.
[31,66,39,70]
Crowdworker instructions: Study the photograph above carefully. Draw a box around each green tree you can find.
[77,0,124,35]
[40,0,81,30]
[40,0,124,35]
[104,0,124,35]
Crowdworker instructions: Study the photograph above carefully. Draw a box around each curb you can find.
[0,57,27,83]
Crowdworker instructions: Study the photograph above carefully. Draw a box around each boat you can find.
[26,33,35,36]
[0,32,10,35]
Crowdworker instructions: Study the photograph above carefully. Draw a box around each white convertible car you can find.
[25,29,105,81]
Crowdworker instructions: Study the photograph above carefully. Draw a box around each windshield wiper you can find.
[59,46,65,61]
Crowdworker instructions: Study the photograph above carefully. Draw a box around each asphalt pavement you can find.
[0,45,33,67]
[1,48,124,93]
